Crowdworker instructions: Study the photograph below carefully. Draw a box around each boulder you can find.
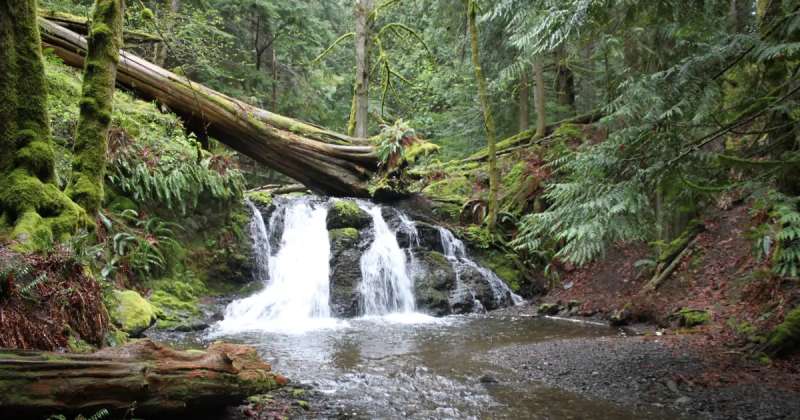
[110,290,157,337]
[459,265,512,311]
[328,228,365,317]
[412,251,456,316]
[327,199,372,230]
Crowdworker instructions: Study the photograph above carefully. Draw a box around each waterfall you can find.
[357,203,417,315]
[438,227,524,307]
[216,198,337,333]
[245,198,271,283]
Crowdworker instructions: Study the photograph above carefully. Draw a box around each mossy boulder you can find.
[476,250,523,293]
[110,290,157,337]
[329,227,359,245]
[413,251,456,316]
[146,273,206,330]
[326,199,371,230]
[764,306,800,357]
[676,308,711,328]
[247,191,273,208]
[538,303,561,316]
[328,227,366,317]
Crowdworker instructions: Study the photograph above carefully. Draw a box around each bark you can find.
[533,59,546,138]
[555,44,575,109]
[67,0,124,214]
[518,70,530,132]
[40,18,378,197]
[464,0,499,231]
[353,0,373,138]
[0,1,88,250]
[0,339,288,417]
[153,0,179,67]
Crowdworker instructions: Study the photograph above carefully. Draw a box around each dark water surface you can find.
[164,314,675,419]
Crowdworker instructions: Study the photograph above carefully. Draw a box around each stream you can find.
[163,197,674,418]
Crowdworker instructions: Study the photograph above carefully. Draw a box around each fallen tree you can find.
[0,339,287,418]
[39,18,379,197]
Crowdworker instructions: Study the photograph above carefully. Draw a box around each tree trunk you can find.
[66,0,124,214]
[353,0,373,138]
[518,70,529,132]
[555,44,575,109]
[0,339,287,418]
[40,18,378,197]
[0,1,89,250]
[464,0,499,231]
[533,59,546,138]
[153,0,178,67]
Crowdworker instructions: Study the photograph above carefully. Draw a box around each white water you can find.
[438,227,524,306]
[245,198,271,283]
[357,202,417,315]
[216,198,341,333]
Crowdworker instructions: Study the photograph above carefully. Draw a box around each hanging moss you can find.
[66,0,124,213]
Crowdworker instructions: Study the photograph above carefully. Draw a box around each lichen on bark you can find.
[0,0,89,250]
[66,0,124,213]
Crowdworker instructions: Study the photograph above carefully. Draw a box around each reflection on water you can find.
[202,315,674,419]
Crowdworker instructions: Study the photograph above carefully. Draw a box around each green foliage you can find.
[103,209,181,279]
[751,191,800,278]
[374,119,420,170]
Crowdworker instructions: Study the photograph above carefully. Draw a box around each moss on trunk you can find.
[0,0,89,250]
[66,0,124,213]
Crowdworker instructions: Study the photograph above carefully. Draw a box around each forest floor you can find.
[513,201,800,419]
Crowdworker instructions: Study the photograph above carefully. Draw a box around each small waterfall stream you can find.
[217,198,336,333]
[357,203,417,315]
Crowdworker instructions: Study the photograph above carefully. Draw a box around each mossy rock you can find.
[421,176,472,204]
[764,306,800,357]
[329,227,359,246]
[538,303,560,316]
[676,308,711,328]
[110,290,157,337]
[247,191,273,208]
[326,199,371,230]
[476,249,523,292]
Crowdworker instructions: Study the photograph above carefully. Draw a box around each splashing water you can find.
[438,227,524,307]
[357,203,418,315]
[216,198,340,333]
[245,198,271,283]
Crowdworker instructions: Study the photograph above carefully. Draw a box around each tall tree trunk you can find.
[555,44,575,110]
[272,47,278,112]
[464,0,499,231]
[353,0,373,138]
[533,59,546,138]
[518,70,530,132]
[0,1,88,250]
[40,19,377,197]
[66,0,124,214]
[153,0,178,67]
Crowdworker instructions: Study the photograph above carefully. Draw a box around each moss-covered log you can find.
[0,0,89,250]
[66,0,124,213]
[39,18,379,197]
[0,339,288,418]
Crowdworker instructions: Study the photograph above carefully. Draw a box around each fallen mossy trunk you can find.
[0,339,288,418]
[39,18,378,197]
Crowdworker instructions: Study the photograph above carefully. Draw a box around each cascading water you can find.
[245,198,271,283]
[438,227,524,307]
[356,203,417,315]
[216,198,337,333]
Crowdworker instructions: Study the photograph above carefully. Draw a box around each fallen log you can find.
[39,18,378,197]
[0,339,287,418]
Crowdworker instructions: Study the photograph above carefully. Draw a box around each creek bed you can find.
[156,314,679,419]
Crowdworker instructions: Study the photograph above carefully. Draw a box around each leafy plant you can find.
[751,191,800,278]
[375,119,419,170]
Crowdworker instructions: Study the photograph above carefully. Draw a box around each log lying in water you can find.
[38,18,378,197]
[0,339,287,418]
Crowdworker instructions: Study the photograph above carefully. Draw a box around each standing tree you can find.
[0,0,89,250]
[67,0,125,214]
[464,0,499,230]
[533,58,546,138]
[352,0,374,138]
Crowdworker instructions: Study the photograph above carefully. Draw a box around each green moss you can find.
[246,191,273,207]
[404,141,440,164]
[426,250,450,268]
[552,123,583,139]
[765,306,800,357]
[478,249,523,292]
[329,227,359,242]
[332,199,361,218]
[422,176,472,202]
[110,289,157,335]
[104,327,129,347]
[66,335,95,353]
[677,307,711,328]
[146,271,207,328]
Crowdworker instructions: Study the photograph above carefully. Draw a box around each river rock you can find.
[459,265,512,311]
[327,199,372,230]
[328,228,364,317]
[411,251,455,316]
[110,290,157,337]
